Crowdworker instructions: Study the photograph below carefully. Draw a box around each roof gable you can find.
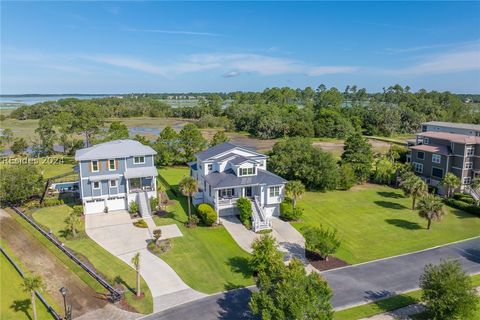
[196,142,266,161]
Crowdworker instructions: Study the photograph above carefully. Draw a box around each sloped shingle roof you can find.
[204,169,286,188]
[419,132,480,144]
[410,144,450,156]
[423,121,480,131]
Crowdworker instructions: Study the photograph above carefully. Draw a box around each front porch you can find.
[127,176,156,194]
[214,185,261,208]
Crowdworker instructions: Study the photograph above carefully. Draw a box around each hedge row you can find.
[197,203,217,226]
[25,198,65,209]
[445,198,480,217]
[452,193,476,205]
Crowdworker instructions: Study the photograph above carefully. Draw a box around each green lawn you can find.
[31,206,153,314]
[155,166,254,293]
[293,184,480,264]
[1,242,56,320]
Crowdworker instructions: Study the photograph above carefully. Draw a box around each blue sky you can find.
[1,1,479,94]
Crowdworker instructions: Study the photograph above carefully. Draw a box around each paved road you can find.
[142,237,480,320]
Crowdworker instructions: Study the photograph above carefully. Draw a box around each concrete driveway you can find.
[85,211,206,312]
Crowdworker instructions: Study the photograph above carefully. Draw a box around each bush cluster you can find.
[445,198,480,217]
[26,198,64,208]
[280,199,303,221]
[150,197,159,211]
[236,197,252,229]
[133,219,148,228]
[129,201,138,214]
[197,203,217,226]
[452,193,476,205]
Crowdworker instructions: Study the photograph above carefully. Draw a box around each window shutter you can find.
[116,160,119,170]
[99,161,102,170]
[89,161,91,172]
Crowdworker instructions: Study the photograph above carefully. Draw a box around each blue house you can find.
[75,139,158,215]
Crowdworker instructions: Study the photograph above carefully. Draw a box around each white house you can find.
[188,142,286,231]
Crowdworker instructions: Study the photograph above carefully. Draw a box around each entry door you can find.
[245,186,252,198]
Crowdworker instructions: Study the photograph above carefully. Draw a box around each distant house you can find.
[75,139,158,215]
[189,142,286,231]
[407,122,480,199]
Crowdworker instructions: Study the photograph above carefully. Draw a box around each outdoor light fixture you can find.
[59,287,71,320]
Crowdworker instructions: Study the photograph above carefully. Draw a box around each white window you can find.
[464,177,472,184]
[91,160,99,172]
[423,138,429,144]
[109,159,116,171]
[134,156,145,164]
[109,180,117,187]
[269,186,280,197]
[208,164,213,171]
[239,167,255,176]
[432,154,441,164]
[466,147,475,156]
[465,162,473,169]
[413,162,423,173]
[219,188,234,198]
[93,181,100,189]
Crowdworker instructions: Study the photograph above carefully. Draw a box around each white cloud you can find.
[84,55,168,76]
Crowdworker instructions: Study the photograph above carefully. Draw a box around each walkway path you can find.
[220,216,306,263]
[85,211,206,312]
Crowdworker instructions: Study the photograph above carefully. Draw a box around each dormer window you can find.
[239,167,255,176]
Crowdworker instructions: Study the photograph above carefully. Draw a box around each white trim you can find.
[91,160,99,172]
[133,156,145,164]
[92,181,101,189]
[432,154,441,164]
[412,162,423,173]
[109,179,117,188]
[79,161,84,199]
[431,167,443,179]
[108,159,116,171]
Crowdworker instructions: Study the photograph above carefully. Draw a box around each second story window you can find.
[240,167,255,176]
[465,162,473,169]
[432,154,441,164]
[208,164,213,171]
[134,156,145,164]
[91,160,99,172]
[109,159,116,171]
[423,138,429,145]
[466,147,475,156]
[417,151,425,160]
[269,186,280,197]
[413,162,423,173]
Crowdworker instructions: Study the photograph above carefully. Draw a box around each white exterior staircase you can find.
[465,185,480,204]
[138,191,152,218]
[251,196,272,232]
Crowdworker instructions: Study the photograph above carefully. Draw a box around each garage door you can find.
[106,197,127,211]
[84,199,105,214]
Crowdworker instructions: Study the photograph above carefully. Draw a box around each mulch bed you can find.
[306,250,349,271]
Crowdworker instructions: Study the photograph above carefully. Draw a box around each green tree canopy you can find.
[341,131,373,183]
[0,165,43,205]
[106,121,129,141]
[209,131,229,147]
[179,124,207,162]
[417,194,445,230]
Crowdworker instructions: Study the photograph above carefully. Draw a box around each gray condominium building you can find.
[407,122,480,195]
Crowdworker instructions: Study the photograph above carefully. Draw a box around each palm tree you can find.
[179,176,198,219]
[131,252,141,297]
[441,173,460,198]
[400,173,427,210]
[22,276,44,320]
[65,212,80,238]
[285,180,305,210]
[417,194,446,230]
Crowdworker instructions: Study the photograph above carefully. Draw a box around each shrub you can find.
[302,225,341,261]
[452,193,476,205]
[133,219,148,228]
[420,260,479,319]
[337,163,356,190]
[25,200,40,209]
[43,198,64,207]
[197,203,217,226]
[147,239,172,255]
[73,205,83,216]
[249,234,283,273]
[445,198,480,217]
[237,197,252,228]
[186,215,200,228]
[150,197,159,211]
[129,201,138,214]
[280,199,303,221]
[153,229,162,241]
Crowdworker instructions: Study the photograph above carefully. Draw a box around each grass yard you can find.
[155,166,255,293]
[293,184,480,264]
[0,241,56,320]
[31,205,153,314]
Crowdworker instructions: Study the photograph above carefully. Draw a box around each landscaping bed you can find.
[306,250,349,271]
